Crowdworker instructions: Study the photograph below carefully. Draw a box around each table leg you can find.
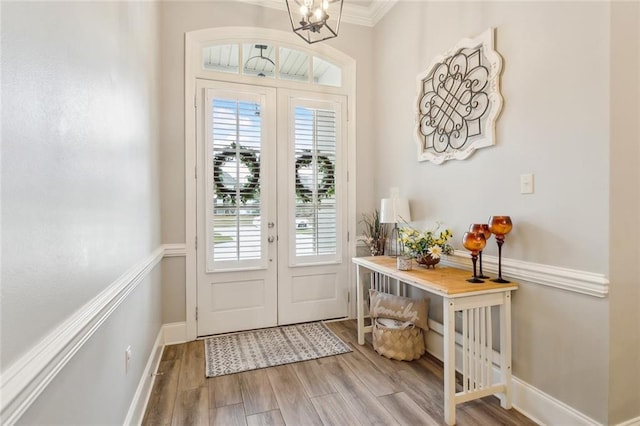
[356,264,365,345]
[499,291,513,409]
[443,298,456,425]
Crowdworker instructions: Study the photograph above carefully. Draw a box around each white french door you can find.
[276,90,349,325]
[196,80,278,336]
[196,80,348,336]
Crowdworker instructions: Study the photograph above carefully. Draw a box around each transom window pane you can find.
[201,42,343,88]
[203,44,239,74]
[313,56,341,87]
[294,106,337,257]
[279,47,310,82]
[242,44,275,78]
[211,97,262,263]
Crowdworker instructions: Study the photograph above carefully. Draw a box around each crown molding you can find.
[235,0,397,27]
[367,0,398,26]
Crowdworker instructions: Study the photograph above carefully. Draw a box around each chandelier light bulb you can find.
[314,7,323,19]
[322,0,329,10]
[300,5,308,16]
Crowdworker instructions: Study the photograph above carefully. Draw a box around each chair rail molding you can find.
[163,243,187,257]
[355,235,608,298]
[0,244,180,425]
[443,250,609,298]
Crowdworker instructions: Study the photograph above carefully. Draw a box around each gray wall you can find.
[155,1,640,423]
[1,1,162,423]
[609,2,640,424]
[157,1,375,322]
[3,1,634,424]
[370,1,636,424]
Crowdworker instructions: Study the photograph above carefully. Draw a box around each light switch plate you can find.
[520,174,534,194]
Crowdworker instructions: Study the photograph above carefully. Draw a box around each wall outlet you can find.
[125,345,132,373]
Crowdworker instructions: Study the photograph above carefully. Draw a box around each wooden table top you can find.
[353,256,518,297]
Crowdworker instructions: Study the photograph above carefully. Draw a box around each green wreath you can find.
[213,143,260,204]
[295,151,336,203]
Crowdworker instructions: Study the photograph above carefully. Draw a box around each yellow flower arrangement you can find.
[398,222,454,260]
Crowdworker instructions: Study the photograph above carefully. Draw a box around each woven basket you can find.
[372,318,425,361]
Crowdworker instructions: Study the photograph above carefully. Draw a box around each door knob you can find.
[268,222,275,228]
[268,236,275,243]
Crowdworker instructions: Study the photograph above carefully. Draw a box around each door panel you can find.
[196,79,277,336]
[291,273,337,302]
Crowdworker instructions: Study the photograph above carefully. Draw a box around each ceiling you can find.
[236,0,398,27]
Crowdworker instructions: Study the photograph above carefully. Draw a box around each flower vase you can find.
[397,256,413,271]
[415,253,440,269]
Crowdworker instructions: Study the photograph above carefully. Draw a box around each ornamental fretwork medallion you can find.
[416,28,503,164]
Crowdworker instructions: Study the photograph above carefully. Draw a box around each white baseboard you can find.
[163,322,188,345]
[617,417,640,426]
[124,328,165,426]
[132,321,188,425]
[425,320,600,426]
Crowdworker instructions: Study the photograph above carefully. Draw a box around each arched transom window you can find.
[202,43,342,87]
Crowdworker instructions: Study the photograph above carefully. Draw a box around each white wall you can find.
[1,1,162,423]
[158,1,375,322]
[372,1,614,423]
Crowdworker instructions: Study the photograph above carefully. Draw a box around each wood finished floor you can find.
[142,320,536,426]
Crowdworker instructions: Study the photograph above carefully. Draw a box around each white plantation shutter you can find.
[207,92,266,270]
[292,102,341,262]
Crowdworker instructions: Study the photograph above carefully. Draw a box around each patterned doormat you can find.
[204,322,352,378]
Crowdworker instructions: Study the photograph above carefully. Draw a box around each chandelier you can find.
[285,0,344,44]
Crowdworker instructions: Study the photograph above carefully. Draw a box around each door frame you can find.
[184,27,357,341]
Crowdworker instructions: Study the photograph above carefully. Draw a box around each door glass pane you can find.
[294,106,337,257]
[210,97,262,264]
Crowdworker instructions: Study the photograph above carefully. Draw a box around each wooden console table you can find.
[353,256,518,425]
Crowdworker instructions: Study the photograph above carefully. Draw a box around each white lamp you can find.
[380,198,411,256]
